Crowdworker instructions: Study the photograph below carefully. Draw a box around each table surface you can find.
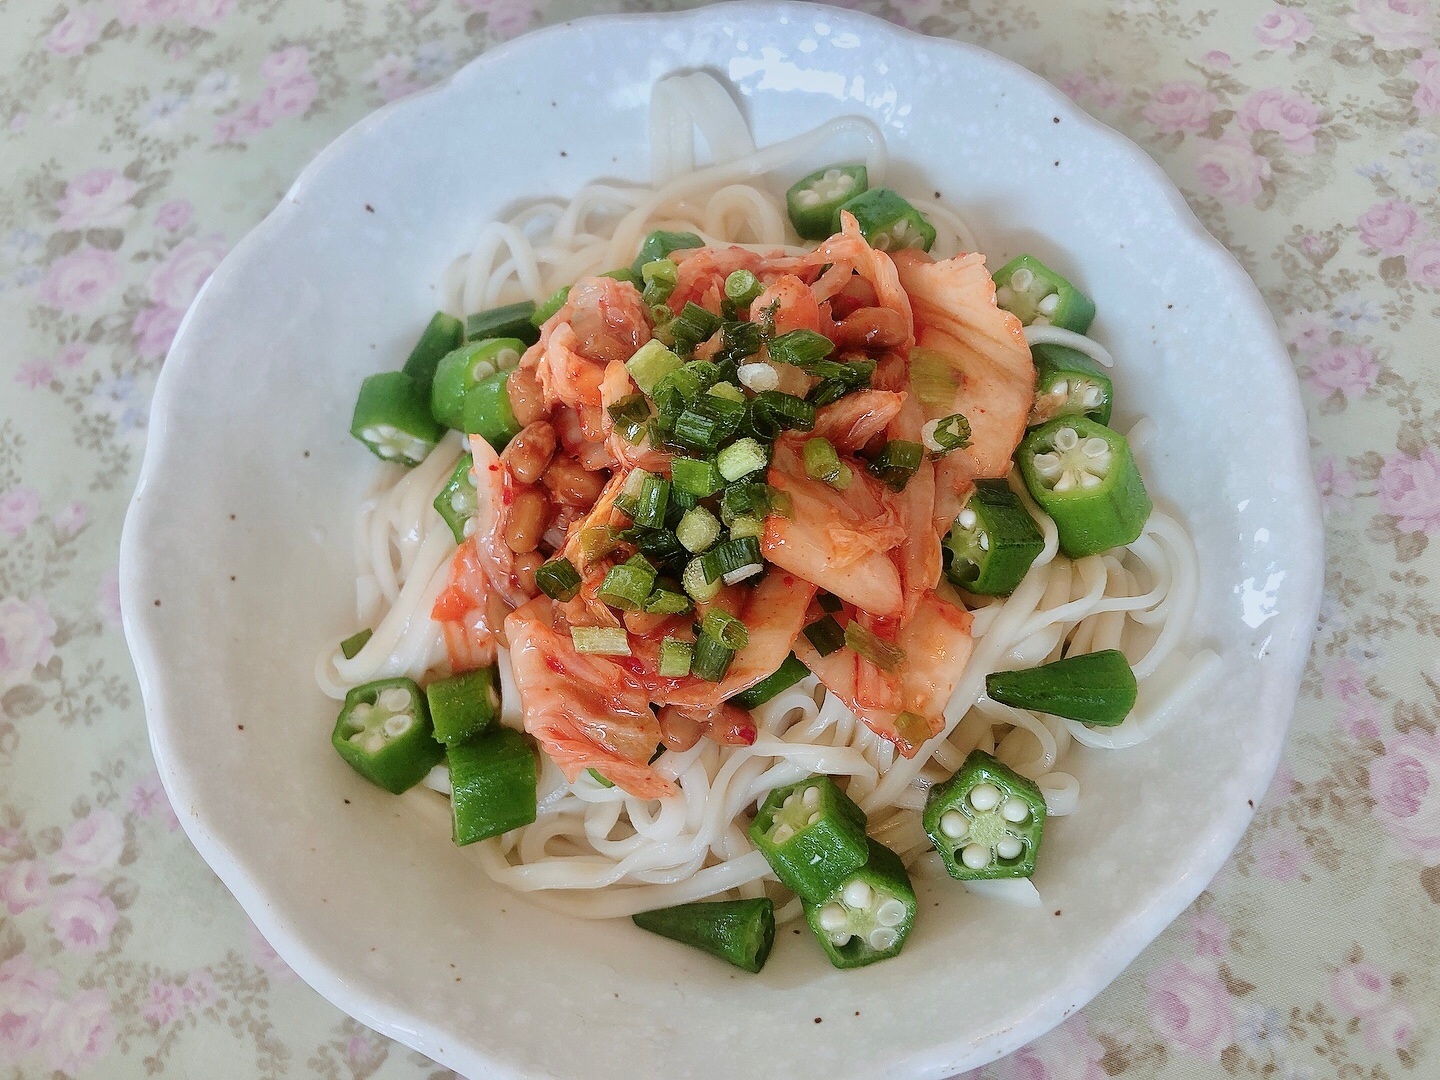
[2,0,1437,1076]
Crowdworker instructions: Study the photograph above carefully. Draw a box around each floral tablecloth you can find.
[1,0,1436,1075]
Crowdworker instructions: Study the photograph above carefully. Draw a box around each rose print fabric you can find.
[0,0,1436,1076]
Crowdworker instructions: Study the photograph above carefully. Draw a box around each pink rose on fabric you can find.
[1412,50,1440,115]
[1338,698,1382,738]
[985,1015,1105,1080]
[1195,136,1271,205]
[56,168,138,230]
[1330,962,1391,1016]
[1254,6,1314,51]
[53,501,88,537]
[0,955,60,1064]
[179,0,231,27]
[366,55,422,102]
[1378,448,1440,533]
[247,921,299,983]
[260,46,310,83]
[1305,345,1378,398]
[45,9,102,56]
[1189,910,1230,957]
[128,773,180,831]
[54,811,124,875]
[1237,88,1321,155]
[1362,1001,1416,1051]
[56,344,87,370]
[1056,72,1093,102]
[40,988,113,1074]
[1407,238,1440,289]
[1203,50,1232,67]
[96,567,121,630]
[46,879,118,953]
[1347,0,1434,50]
[0,487,40,538]
[1357,200,1422,254]
[114,0,182,26]
[486,0,536,39]
[0,860,49,915]
[141,980,181,1025]
[14,361,53,390]
[255,74,319,124]
[181,971,214,1006]
[1282,310,1330,353]
[1142,82,1218,133]
[1145,961,1234,1060]
[155,199,191,231]
[131,304,184,360]
[1253,831,1308,880]
[37,246,122,312]
[0,596,57,693]
[148,234,226,311]
[1369,733,1440,859]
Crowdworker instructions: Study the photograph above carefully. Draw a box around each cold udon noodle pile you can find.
[316,73,1218,921]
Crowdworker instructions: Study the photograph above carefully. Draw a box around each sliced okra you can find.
[400,311,465,396]
[748,775,868,902]
[802,839,916,969]
[786,164,868,240]
[1018,416,1151,557]
[331,677,446,794]
[350,371,445,467]
[992,254,1095,333]
[448,727,537,845]
[944,479,1044,596]
[922,749,1046,880]
[986,649,1137,726]
[466,301,539,346]
[433,453,479,544]
[463,369,522,450]
[430,337,526,430]
[425,665,500,746]
[1029,343,1113,427]
[632,898,776,973]
[833,188,936,252]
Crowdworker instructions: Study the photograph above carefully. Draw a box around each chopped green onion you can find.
[683,558,722,602]
[720,484,772,526]
[727,514,764,540]
[818,592,844,613]
[659,637,695,678]
[631,229,703,276]
[924,412,972,457]
[640,259,680,306]
[750,391,816,437]
[532,286,570,327]
[701,536,763,585]
[625,527,687,572]
[676,506,722,553]
[466,301,540,346]
[717,438,769,482]
[675,394,745,452]
[670,302,724,356]
[670,456,725,498]
[631,474,670,530]
[691,631,735,682]
[713,321,766,367]
[729,653,810,709]
[626,340,682,395]
[644,588,693,615]
[600,267,640,286]
[768,329,835,370]
[708,380,745,403]
[802,436,853,490]
[866,440,924,492]
[803,615,845,656]
[579,525,618,567]
[587,767,616,788]
[654,366,704,416]
[597,555,658,610]
[535,557,582,602]
[844,620,906,671]
[909,348,960,410]
[724,269,762,309]
[702,609,750,651]
[607,393,652,444]
[339,628,372,659]
[570,626,631,656]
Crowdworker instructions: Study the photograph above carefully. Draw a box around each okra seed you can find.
[995,286,1015,307]
[1001,798,1030,823]
[956,508,977,529]
[1079,472,1102,489]
[978,532,990,551]
[803,785,820,807]
[996,836,1024,860]
[470,360,496,382]
[1031,315,1051,326]
[968,783,1002,812]
[362,733,386,754]
[782,793,799,811]
[1082,437,1109,458]
[383,714,412,738]
[961,843,991,869]
[1010,268,1035,292]
[828,930,853,946]
[818,904,848,932]
[939,810,969,839]
[349,703,374,723]
[867,927,899,951]
[796,189,822,208]
[1037,292,1061,316]
[1051,380,1069,397]
[1053,427,1079,452]
[772,824,794,844]
[377,687,411,712]
[1081,385,1102,407]
[875,899,907,927]
[842,879,873,910]
[807,811,822,826]
[462,518,477,539]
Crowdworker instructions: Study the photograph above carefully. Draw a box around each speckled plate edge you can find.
[120,4,1325,1076]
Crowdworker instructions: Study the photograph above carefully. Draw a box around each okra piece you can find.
[833,188,936,252]
[630,229,703,276]
[786,163,868,240]
[992,255,1095,333]
[632,898,776,973]
[351,371,445,467]
[923,749,1046,880]
[463,369,522,450]
[986,649,1137,726]
[400,311,465,396]
[425,665,500,746]
[433,454,479,544]
[1029,343,1113,426]
[729,653,810,709]
[943,479,1044,596]
[1018,416,1152,557]
[430,337,526,430]
[466,301,540,346]
[331,677,446,794]
[448,727,537,845]
[748,776,868,902]
[802,839,915,969]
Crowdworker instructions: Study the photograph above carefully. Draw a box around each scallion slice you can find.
[691,631,735,682]
[729,653,810,709]
[658,637,694,677]
[802,436,853,490]
[626,339,682,395]
[712,321,766,367]
[631,473,670,529]
[339,628,372,659]
[767,329,835,369]
[724,269,762,309]
[708,380,745,403]
[670,302,724,356]
[670,456,725,498]
[818,591,844,613]
[923,412,972,457]
[532,286,570,327]
[803,615,845,656]
[702,609,750,651]
[624,527,687,571]
[654,366,704,416]
[578,525,617,567]
[571,626,631,656]
[720,484,772,527]
[750,390,816,436]
[866,439,924,492]
[535,556,582,601]
[676,506,721,553]
[643,588,693,615]
[717,437,769,482]
[844,620,906,671]
[597,555,658,610]
[701,536,763,585]
[675,394,745,452]
[607,393,652,444]
[683,558,722,602]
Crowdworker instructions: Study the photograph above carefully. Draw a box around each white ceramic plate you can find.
[120,5,1323,1077]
